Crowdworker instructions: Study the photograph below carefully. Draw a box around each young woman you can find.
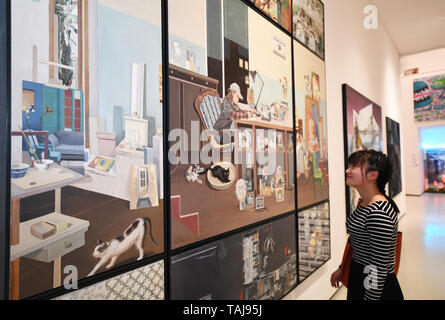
[330,150,404,300]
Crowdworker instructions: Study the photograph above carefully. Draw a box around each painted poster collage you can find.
[8,0,330,300]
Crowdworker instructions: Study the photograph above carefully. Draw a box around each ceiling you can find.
[371,0,445,56]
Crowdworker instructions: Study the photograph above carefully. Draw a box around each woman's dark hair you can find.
[348,149,400,213]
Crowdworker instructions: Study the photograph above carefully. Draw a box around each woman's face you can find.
[232,92,240,104]
[345,164,366,187]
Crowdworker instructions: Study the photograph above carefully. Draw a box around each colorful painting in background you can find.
[293,0,325,60]
[55,260,164,300]
[342,84,383,216]
[386,117,402,198]
[413,74,445,121]
[424,149,445,193]
[298,202,330,282]
[170,215,296,300]
[250,0,292,33]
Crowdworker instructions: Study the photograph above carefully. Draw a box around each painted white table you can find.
[10,164,88,300]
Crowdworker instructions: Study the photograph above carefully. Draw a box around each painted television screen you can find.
[170,214,296,300]
[168,0,295,249]
[10,0,164,299]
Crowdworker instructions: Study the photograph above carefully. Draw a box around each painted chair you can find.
[312,152,323,199]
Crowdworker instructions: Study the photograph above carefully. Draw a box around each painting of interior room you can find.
[413,73,445,122]
[170,214,296,300]
[168,0,295,250]
[293,39,329,209]
[10,0,165,299]
[386,117,402,198]
[293,0,325,60]
[342,84,383,216]
[298,201,330,282]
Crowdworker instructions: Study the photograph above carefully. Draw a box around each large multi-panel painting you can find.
[293,39,328,209]
[10,0,164,299]
[170,214,296,300]
[4,0,332,300]
[413,73,445,122]
[342,84,383,216]
[293,0,325,60]
[386,117,402,198]
[297,202,330,282]
[168,0,295,250]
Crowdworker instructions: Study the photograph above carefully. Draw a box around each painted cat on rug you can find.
[88,217,157,277]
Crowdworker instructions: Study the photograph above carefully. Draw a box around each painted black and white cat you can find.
[88,217,157,277]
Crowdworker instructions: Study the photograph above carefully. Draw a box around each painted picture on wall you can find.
[293,0,325,60]
[169,0,295,250]
[413,74,445,121]
[170,214,297,300]
[55,260,164,300]
[342,84,383,216]
[298,202,330,282]
[293,40,329,209]
[249,0,292,33]
[424,149,445,193]
[10,0,164,299]
[386,117,402,198]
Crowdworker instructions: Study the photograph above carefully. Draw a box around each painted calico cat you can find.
[88,217,157,277]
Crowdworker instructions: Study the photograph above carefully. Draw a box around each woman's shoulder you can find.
[366,201,398,221]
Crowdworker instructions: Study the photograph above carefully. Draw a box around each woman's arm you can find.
[364,209,394,300]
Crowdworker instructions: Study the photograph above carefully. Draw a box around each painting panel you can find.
[10,0,164,299]
[249,0,292,33]
[293,40,328,209]
[413,74,445,121]
[293,0,325,60]
[342,84,383,216]
[55,260,164,300]
[170,215,296,300]
[298,202,330,282]
[386,117,402,198]
[169,1,295,250]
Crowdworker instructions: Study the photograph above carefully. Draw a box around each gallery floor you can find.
[331,193,445,300]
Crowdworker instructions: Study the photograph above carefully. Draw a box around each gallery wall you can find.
[283,0,406,300]
[400,48,445,195]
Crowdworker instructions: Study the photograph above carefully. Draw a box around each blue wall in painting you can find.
[98,4,162,130]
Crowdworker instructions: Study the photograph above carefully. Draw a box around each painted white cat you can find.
[88,217,157,277]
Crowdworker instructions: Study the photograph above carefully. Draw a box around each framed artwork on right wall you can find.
[386,117,402,198]
[342,84,383,216]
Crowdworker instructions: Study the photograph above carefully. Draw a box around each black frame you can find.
[1,0,331,300]
[0,0,11,301]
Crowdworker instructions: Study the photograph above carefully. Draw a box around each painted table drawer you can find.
[24,230,86,263]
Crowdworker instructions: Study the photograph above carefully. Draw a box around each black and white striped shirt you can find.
[346,200,398,300]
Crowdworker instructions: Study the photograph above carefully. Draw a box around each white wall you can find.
[400,48,445,195]
[11,0,50,163]
[284,0,406,300]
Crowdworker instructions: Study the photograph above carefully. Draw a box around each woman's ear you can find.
[367,170,379,181]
